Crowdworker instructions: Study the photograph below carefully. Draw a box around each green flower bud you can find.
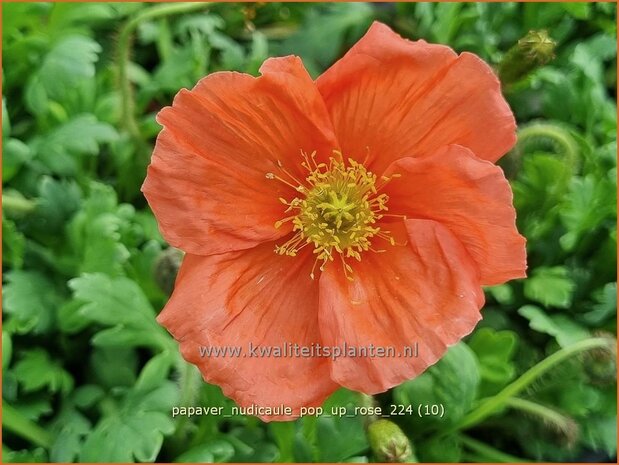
[368,419,416,463]
[154,247,184,295]
[499,30,556,86]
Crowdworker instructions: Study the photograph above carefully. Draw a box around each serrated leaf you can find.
[583,282,617,325]
[13,349,73,394]
[67,183,130,276]
[50,408,91,462]
[560,175,616,251]
[2,270,62,334]
[524,266,575,308]
[2,216,25,269]
[79,382,177,462]
[25,36,101,114]
[27,176,83,237]
[518,305,589,347]
[69,272,169,350]
[32,115,117,175]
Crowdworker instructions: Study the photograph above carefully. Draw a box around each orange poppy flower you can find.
[142,22,526,420]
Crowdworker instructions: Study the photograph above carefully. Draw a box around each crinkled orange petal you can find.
[142,56,338,256]
[157,242,338,421]
[316,22,516,173]
[384,144,527,286]
[318,219,484,394]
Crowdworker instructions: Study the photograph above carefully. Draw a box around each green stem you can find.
[455,337,612,431]
[458,434,527,463]
[171,358,201,445]
[2,402,53,448]
[506,397,573,430]
[117,2,209,147]
[3,194,36,215]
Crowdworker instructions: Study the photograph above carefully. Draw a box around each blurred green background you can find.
[2,2,617,463]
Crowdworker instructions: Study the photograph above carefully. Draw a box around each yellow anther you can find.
[269,150,399,279]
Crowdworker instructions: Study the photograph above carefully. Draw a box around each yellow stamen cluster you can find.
[267,151,400,280]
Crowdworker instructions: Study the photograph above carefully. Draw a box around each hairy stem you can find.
[117,3,209,147]
[455,337,612,431]
[515,123,580,167]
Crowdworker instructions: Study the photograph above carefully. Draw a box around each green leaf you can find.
[2,270,62,334]
[32,114,117,175]
[90,347,138,389]
[582,416,617,456]
[176,440,235,463]
[3,138,31,182]
[3,331,13,368]
[79,382,177,462]
[13,349,73,395]
[13,397,53,422]
[134,351,174,392]
[561,3,591,19]
[270,422,296,462]
[25,36,102,114]
[69,273,169,350]
[50,408,91,462]
[72,385,105,409]
[275,3,374,76]
[418,434,462,462]
[560,175,616,251]
[3,447,47,463]
[583,282,617,325]
[67,183,130,276]
[524,266,575,308]
[468,328,518,396]
[316,413,368,462]
[485,284,515,305]
[2,216,25,269]
[518,305,589,347]
[28,176,82,238]
[393,343,480,431]
[2,96,10,137]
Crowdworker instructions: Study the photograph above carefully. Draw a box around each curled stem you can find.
[514,123,580,168]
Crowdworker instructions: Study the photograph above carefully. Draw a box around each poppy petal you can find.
[143,56,339,255]
[316,22,515,173]
[318,219,484,394]
[385,144,527,286]
[157,242,338,420]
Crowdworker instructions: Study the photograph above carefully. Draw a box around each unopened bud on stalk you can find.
[368,419,416,463]
[499,30,556,86]
[154,247,184,295]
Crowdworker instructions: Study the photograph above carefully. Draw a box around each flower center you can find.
[266,151,400,280]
